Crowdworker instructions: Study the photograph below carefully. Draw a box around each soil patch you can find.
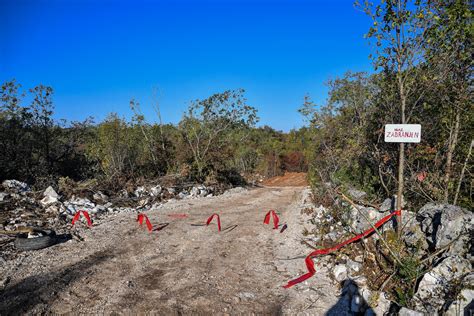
[262,172,308,187]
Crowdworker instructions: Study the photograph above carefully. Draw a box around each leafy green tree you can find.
[178,89,258,178]
[359,0,432,230]
[424,0,473,203]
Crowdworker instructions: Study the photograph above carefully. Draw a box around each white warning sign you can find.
[384,124,421,143]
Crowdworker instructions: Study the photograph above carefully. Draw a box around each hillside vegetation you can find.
[0,0,472,208]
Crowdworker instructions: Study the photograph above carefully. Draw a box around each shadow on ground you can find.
[325,279,374,316]
[0,248,117,314]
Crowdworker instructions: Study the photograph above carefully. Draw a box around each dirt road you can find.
[0,186,344,315]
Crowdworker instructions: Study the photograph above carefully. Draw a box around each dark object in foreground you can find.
[14,230,71,251]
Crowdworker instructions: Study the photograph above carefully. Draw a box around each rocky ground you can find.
[0,178,472,315]
[299,187,473,316]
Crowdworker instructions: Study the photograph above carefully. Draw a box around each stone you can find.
[402,210,429,253]
[178,192,188,199]
[346,205,386,234]
[446,288,474,316]
[150,185,162,197]
[418,203,473,256]
[445,273,474,316]
[238,292,255,300]
[223,187,247,195]
[46,205,59,213]
[167,188,176,195]
[413,255,472,314]
[91,204,107,214]
[134,186,147,197]
[348,188,367,200]
[43,186,59,198]
[92,191,108,202]
[398,307,424,316]
[120,189,129,198]
[347,259,362,273]
[190,187,200,197]
[333,264,348,282]
[40,195,58,207]
[64,197,96,215]
[2,180,29,192]
[367,292,391,316]
[327,231,340,242]
[379,197,394,212]
[0,192,7,201]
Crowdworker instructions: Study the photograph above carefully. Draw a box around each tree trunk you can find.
[443,110,460,203]
[395,2,405,237]
[396,65,406,237]
[453,139,473,205]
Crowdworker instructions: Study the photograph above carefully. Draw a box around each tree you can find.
[178,89,258,178]
[0,80,28,180]
[425,0,473,203]
[29,85,55,175]
[359,0,431,233]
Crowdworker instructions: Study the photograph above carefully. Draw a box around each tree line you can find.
[1,0,471,209]
[0,82,309,189]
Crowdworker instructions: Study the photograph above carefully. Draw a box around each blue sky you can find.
[1,0,373,131]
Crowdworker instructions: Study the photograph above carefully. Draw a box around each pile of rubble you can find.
[302,188,473,315]
[0,179,222,259]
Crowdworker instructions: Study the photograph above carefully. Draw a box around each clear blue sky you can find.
[1,0,373,131]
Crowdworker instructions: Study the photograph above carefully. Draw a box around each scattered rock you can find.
[346,259,362,274]
[120,189,129,198]
[445,273,474,316]
[413,255,472,314]
[345,205,386,234]
[446,289,474,315]
[418,203,473,256]
[178,192,189,199]
[347,188,367,200]
[64,197,96,215]
[190,186,200,197]
[2,180,29,193]
[366,292,391,316]
[134,186,147,198]
[150,185,162,197]
[238,292,256,300]
[340,279,373,315]
[398,307,424,316]
[0,192,7,201]
[40,186,60,206]
[0,276,11,291]
[43,186,59,199]
[93,191,108,202]
[379,197,394,212]
[402,210,429,253]
[40,195,58,207]
[333,264,348,282]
